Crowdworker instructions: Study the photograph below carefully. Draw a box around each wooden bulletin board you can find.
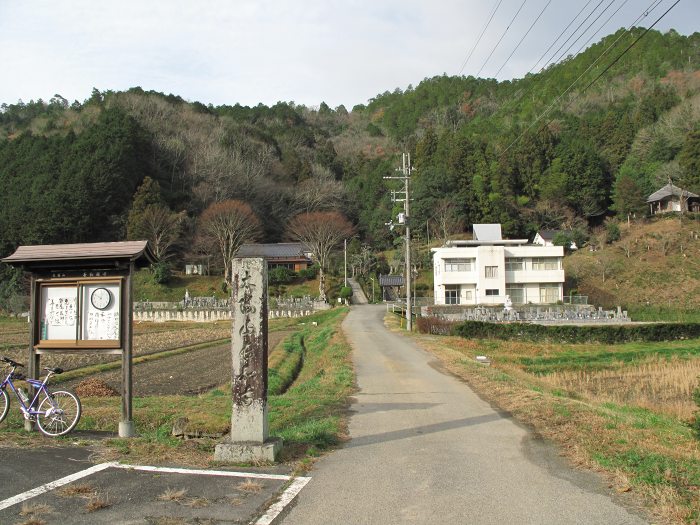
[36,278,123,351]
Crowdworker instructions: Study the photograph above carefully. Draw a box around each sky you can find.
[0,0,698,110]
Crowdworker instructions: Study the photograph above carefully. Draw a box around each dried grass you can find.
[56,483,95,498]
[236,479,264,493]
[183,497,209,508]
[18,503,52,517]
[84,494,111,512]
[541,358,700,419]
[157,487,188,502]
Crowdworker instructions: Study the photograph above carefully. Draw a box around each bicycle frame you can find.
[1,367,53,420]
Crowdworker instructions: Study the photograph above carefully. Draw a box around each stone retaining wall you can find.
[420,304,630,324]
[133,308,315,323]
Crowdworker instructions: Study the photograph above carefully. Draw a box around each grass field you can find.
[0,308,353,471]
[405,319,700,524]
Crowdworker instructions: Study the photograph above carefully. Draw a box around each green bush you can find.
[453,321,700,344]
[150,261,172,284]
[606,221,621,243]
[269,267,296,284]
[339,286,353,300]
[298,266,318,280]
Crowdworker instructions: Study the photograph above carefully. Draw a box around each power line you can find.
[493,0,553,79]
[528,0,595,74]
[499,0,681,157]
[458,0,503,75]
[528,0,632,102]
[517,0,662,106]
[550,0,618,67]
[538,0,607,73]
[477,0,529,78]
[570,0,632,59]
[576,0,681,96]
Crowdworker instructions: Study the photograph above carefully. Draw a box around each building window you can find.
[539,284,560,303]
[485,266,498,278]
[444,258,473,272]
[445,286,460,304]
[531,257,561,271]
[485,289,499,296]
[506,284,525,304]
[505,258,524,271]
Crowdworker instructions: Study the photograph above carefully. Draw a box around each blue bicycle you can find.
[1,356,81,437]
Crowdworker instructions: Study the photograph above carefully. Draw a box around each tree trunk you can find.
[318,268,327,302]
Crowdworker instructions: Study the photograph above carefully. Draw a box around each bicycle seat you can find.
[43,367,64,374]
[1,356,23,368]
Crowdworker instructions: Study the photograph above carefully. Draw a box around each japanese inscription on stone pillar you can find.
[229,257,269,443]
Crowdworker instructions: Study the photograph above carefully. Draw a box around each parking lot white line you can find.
[112,463,293,481]
[254,476,312,525]
[0,461,118,511]
[0,460,308,522]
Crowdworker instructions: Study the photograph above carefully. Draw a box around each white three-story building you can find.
[432,224,564,306]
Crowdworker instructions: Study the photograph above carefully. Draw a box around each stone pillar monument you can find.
[215,257,282,462]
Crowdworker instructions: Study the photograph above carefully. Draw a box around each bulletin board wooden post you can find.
[2,241,154,438]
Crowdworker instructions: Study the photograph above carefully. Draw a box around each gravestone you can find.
[215,257,282,462]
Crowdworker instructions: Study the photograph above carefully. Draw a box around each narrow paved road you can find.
[283,305,646,524]
[348,277,368,304]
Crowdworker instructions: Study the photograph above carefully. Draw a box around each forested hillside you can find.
[1,27,700,309]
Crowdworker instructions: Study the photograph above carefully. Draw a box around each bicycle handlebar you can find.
[1,356,23,368]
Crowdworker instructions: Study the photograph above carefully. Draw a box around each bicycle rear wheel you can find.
[0,388,9,424]
[36,390,81,437]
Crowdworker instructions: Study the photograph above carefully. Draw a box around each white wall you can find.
[432,244,564,305]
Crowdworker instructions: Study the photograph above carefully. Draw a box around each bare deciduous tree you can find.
[286,211,354,302]
[198,200,262,285]
[294,164,347,214]
[140,206,186,261]
[432,199,463,244]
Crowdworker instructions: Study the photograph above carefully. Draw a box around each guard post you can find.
[2,241,154,437]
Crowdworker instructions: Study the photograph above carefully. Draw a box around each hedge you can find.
[453,321,700,344]
[416,316,457,335]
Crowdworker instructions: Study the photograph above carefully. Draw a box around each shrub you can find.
[150,261,171,284]
[339,286,353,300]
[269,267,296,284]
[416,316,456,335]
[552,231,573,250]
[453,321,700,344]
[605,221,621,243]
[298,266,318,280]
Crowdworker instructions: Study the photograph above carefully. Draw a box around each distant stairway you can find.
[348,278,368,305]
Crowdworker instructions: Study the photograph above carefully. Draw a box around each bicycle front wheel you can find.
[36,390,81,437]
[0,388,9,424]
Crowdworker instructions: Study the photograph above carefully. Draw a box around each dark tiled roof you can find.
[2,241,154,267]
[379,274,404,287]
[647,183,699,202]
[237,243,311,260]
[538,230,558,241]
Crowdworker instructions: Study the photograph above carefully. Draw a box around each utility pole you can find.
[384,152,413,331]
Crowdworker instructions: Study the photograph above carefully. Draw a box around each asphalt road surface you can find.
[282,304,647,524]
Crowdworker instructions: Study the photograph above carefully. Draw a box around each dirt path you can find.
[66,331,291,396]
